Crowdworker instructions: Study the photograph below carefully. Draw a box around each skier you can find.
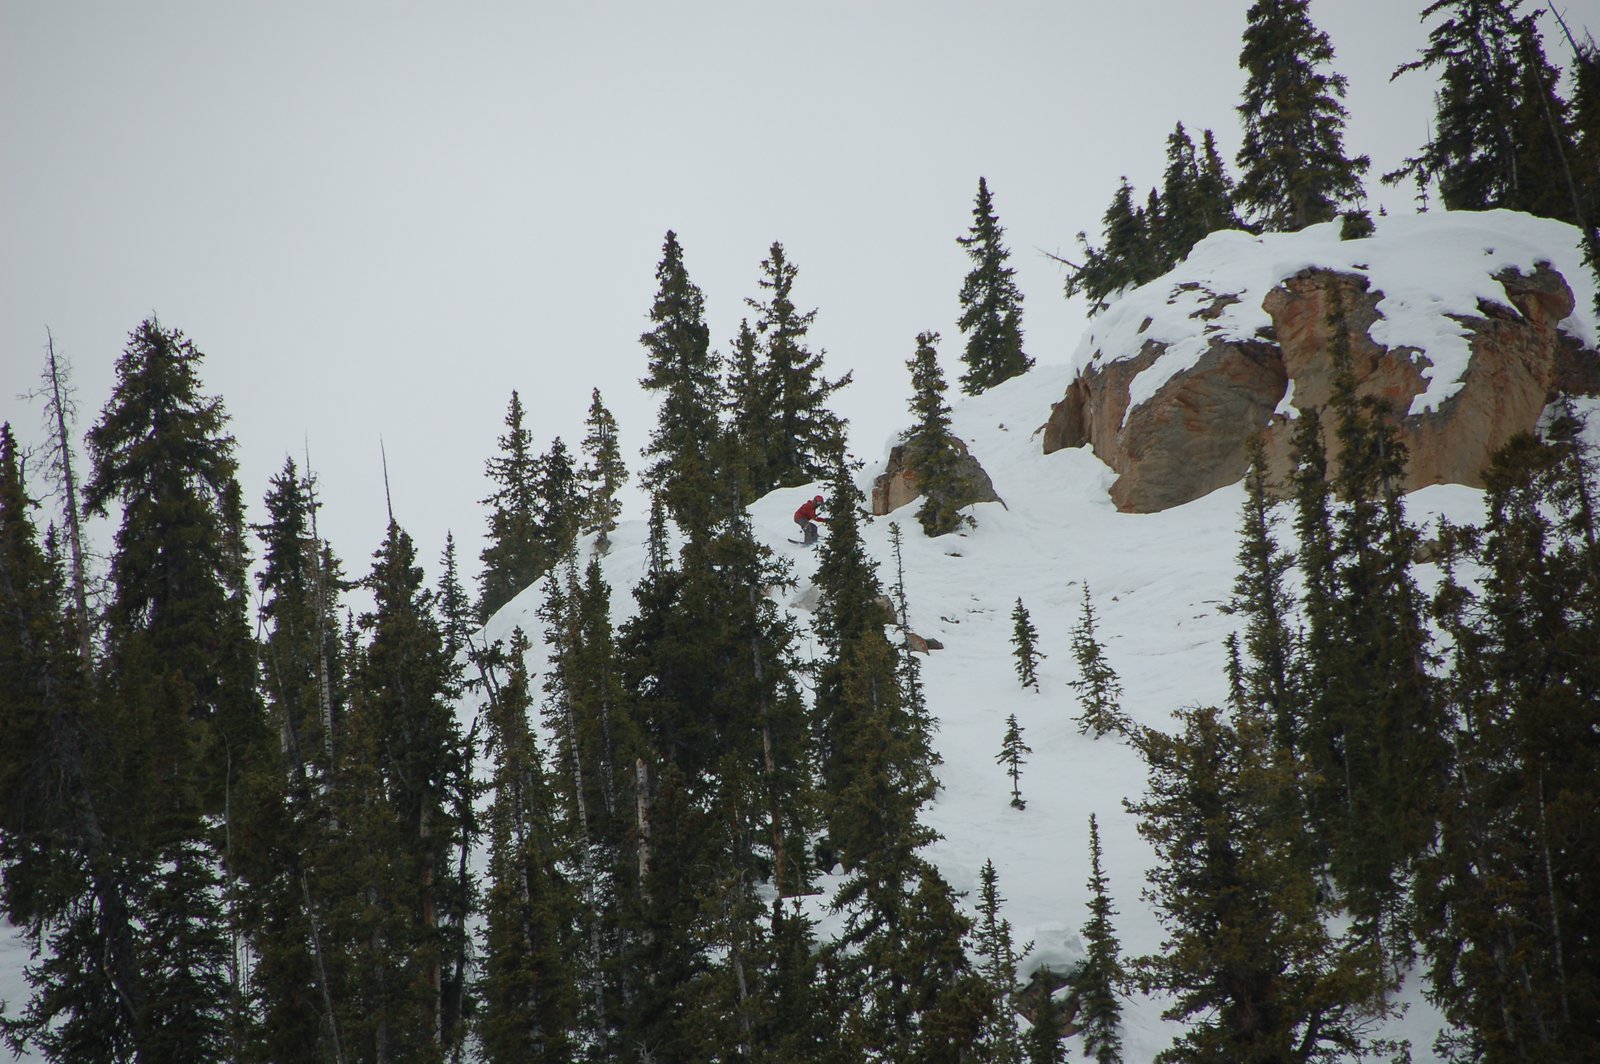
[793,494,826,546]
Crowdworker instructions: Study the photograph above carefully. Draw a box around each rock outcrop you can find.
[1046,260,1597,512]
[871,436,1000,517]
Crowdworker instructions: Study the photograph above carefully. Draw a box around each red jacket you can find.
[794,499,822,523]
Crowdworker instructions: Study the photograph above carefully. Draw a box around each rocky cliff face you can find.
[1043,214,1599,512]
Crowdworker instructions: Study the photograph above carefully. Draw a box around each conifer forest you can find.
[2,2,1599,1061]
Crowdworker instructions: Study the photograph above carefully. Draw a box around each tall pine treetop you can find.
[957,177,1032,394]
[1235,0,1369,231]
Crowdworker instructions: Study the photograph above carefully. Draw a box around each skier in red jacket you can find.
[794,494,826,545]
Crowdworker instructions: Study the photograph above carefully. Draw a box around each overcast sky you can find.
[5,1,1586,595]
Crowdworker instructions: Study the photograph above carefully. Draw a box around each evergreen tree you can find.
[1157,123,1244,267]
[1023,978,1067,1064]
[1069,585,1131,738]
[905,330,969,536]
[1064,178,1165,315]
[811,461,983,1060]
[1294,303,1443,955]
[957,177,1032,394]
[1010,597,1043,690]
[1078,814,1124,1064]
[1130,703,1391,1063]
[0,422,140,1062]
[996,715,1031,810]
[76,317,261,1061]
[342,518,472,1059]
[1235,0,1370,230]
[724,317,778,502]
[1388,1,1586,225]
[639,229,723,538]
[477,628,581,1063]
[744,241,849,490]
[1222,435,1301,757]
[974,860,1025,1064]
[578,387,628,549]
[437,530,474,665]
[233,458,350,1062]
[1417,416,1600,1061]
[479,390,543,618]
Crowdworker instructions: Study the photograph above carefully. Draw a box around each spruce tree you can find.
[1069,585,1131,738]
[1234,0,1370,230]
[1077,814,1124,1064]
[744,241,849,490]
[1130,703,1390,1062]
[1065,178,1165,315]
[0,422,139,1061]
[1010,597,1043,690]
[974,860,1025,1064]
[343,518,472,1058]
[1157,123,1244,267]
[1417,419,1600,1061]
[1222,435,1301,757]
[79,317,261,1060]
[905,330,969,536]
[996,715,1031,810]
[1023,978,1067,1064]
[639,229,723,538]
[479,390,543,618]
[478,627,581,1062]
[1388,1,1586,225]
[578,387,628,549]
[956,177,1032,394]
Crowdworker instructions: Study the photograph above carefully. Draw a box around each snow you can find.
[475,355,1506,1061]
[1075,210,1598,423]
[4,209,1592,1061]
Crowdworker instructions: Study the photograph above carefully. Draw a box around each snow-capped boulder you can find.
[1044,211,1600,512]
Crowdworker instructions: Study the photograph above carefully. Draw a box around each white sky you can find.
[4,0,1585,593]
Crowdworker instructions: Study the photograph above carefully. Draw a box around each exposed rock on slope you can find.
[871,435,1000,516]
[1043,212,1600,512]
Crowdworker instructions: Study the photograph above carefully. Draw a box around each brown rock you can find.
[1047,263,1597,512]
[871,435,1001,517]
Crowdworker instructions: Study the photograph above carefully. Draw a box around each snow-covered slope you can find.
[485,358,1559,1060]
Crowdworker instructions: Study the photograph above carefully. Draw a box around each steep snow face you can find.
[1074,210,1598,423]
[477,369,1590,1061]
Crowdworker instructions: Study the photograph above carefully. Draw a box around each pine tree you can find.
[957,177,1032,394]
[1388,1,1585,223]
[478,627,581,1062]
[1077,815,1124,1064]
[1294,301,1443,955]
[996,715,1031,810]
[578,387,628,549]
[639,229,723,538]
[1010,598,1043,690]
[974,860,1024,1064]
[905,330,969,536]
[344,518,473,1059]
[1416,417,1600,1061]
[1222,435,1301,757]
[1234,0,1370,231]
[811,462,983,1060]
[0,422,140,1061]
[1065,178,1165,315]
[1023,978,1067,1064]
[1129,703,1391,1062]
[1157,123,1244,267]
[78,317,261,1060]
[1069,585,1131,738]
[724,317,778,501]
[479,390,543,618]
[744,241,849,490]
